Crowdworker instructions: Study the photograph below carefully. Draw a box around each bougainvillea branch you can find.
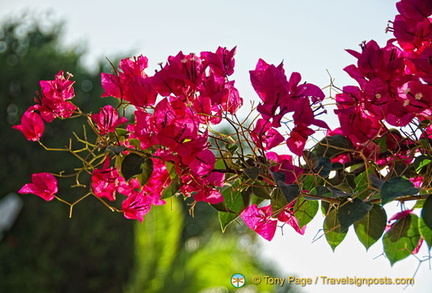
[13,0,432,265]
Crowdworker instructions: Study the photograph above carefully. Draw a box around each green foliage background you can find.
[0,13,135,293]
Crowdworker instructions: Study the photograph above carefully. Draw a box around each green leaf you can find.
[337,198,373,232]
[121,153,145,181]
[412,199,425,210]
[380,177,419,205]
[311,185,352,199]
[383,213,421,265]
[241,187,253,207]
[252,185,271,199]
[222,180,244,212]
[324,209,348,251]
[373,136,388,153]
[414,155,432,172]
[313,135,352,158]
[106,145,127,155]
[137,158,153,186]
[302,150,319,169]
[333,182,354,194]
[271,188,288,212]
[271,171,285,182]
[243,166,260,181]
[277,182,299,204]
[214,158,227,170]
[115,127,128,137]
[226,143,239,155]
[128,138,142,149]
[369,174,384,190]
[293,197,318,229]
[314,157,332,178]
[251,194,266,207]
[419,216,432,250]
[419,119,431,128]
[421,195,432,230]
[354,170,375,200]
[218,180,244,232]
[211,202,230,212]
[354,205,387,250]
[218,212,238,233]
[321,201,330,215]
[165,162,177,179]
[161,177,181,199]
[328,187,352,198]
[312,186,332,197]
[331,162,344,171]
[301,174,322,191]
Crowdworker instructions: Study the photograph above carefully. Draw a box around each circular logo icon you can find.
[231,273,246,288]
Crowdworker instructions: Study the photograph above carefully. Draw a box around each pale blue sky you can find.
[0,0,398,90]
[1,1,431,292]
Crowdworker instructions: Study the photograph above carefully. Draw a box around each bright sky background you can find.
[1,0,431,292]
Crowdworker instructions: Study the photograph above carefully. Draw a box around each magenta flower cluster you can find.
[14,0,432,247]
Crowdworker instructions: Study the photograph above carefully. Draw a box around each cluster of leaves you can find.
[13,0,432,265]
